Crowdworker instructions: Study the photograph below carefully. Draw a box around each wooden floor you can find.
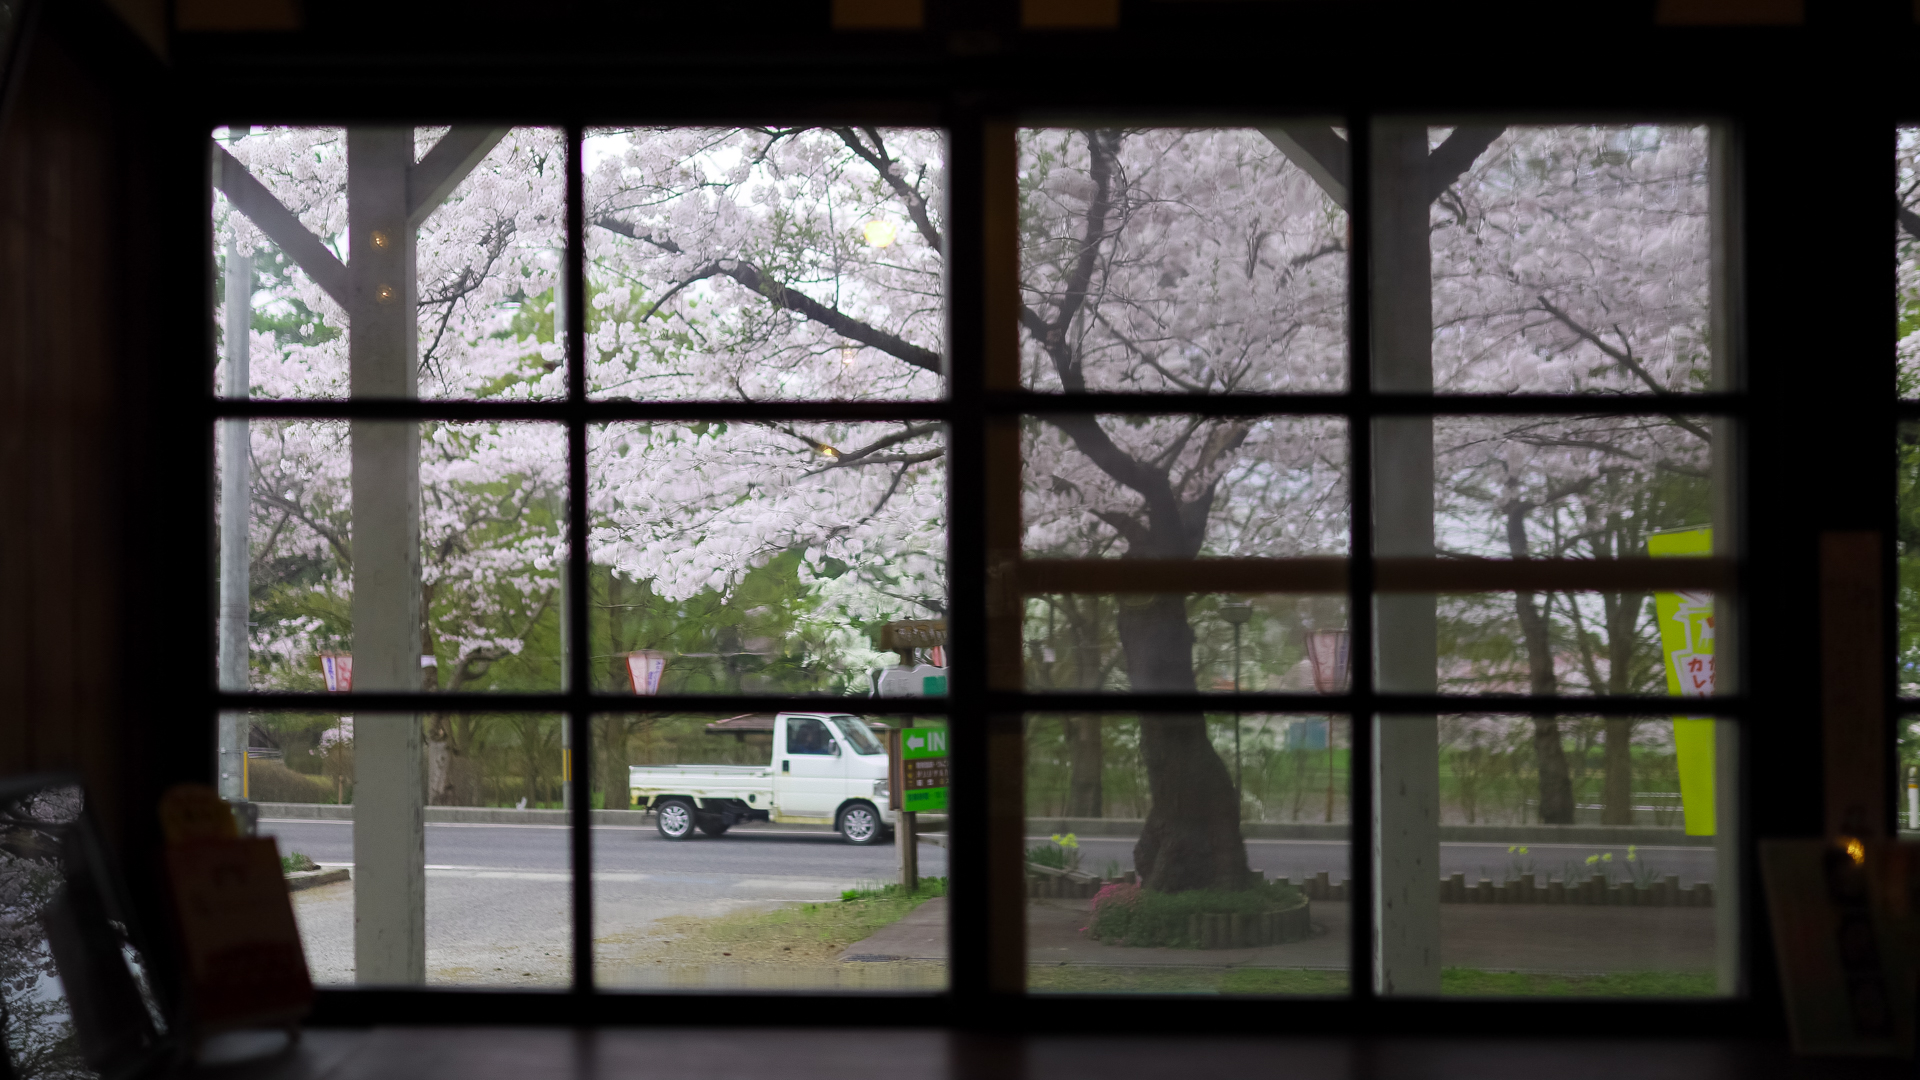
[195,1027,1913,1080]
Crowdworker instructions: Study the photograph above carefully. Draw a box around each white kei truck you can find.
[628,712,893,844]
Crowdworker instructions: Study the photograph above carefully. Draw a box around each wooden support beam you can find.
[212,142,350,309]
[407,127,509,230]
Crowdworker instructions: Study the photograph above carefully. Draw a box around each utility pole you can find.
[217,238,253,801]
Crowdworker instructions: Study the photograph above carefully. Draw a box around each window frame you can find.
[185,62,1899,1034]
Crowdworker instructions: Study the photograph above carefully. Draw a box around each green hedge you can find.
[1088,881,1305,948]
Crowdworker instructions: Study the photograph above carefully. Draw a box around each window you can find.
[209,116,1742,1008]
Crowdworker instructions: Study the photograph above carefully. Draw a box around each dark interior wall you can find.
[0,4,200,882]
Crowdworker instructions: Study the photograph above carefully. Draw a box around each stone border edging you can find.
[286,867,348,891]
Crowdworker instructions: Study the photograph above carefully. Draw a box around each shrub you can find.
[1088,880,1304,948]
[1026,833,1080,871]
[281,852,318,874]
[247,758,336,803]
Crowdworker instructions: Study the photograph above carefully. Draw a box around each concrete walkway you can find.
[844,898,1717,975]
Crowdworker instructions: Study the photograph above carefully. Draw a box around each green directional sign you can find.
[900,720,948,813]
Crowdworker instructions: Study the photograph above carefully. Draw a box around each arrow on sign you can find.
[906,735,926,750]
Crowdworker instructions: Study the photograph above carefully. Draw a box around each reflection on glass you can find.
[1431,589,1719,698]
[1418,124,1712,395]
[587,422,946,695]
[583,127,946,401]
[1025,713,1350,995]
[1379,715,1732,997]
[1023,415,1348,560]
[1018,127,1349,394]
[217,421,567,693]
[591,714,948,991]
[1024,593,1348,694]
[249,711,573,987]
[212,126,567,401]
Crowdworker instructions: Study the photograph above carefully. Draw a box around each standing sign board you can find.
[893,721,949,813]
[1650,526,1716,836]
[626,651,667,695]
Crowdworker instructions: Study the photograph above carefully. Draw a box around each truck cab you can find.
[628,712,894,844]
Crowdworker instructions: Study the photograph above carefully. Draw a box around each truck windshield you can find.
[829,716,885,756]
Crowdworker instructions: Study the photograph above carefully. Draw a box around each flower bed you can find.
[1086,880,1310,949]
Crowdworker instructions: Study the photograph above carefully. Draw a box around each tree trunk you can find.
[1600,583,1645,825]
[1506,503,1575,824]
[1121,593,1249,892]
[1066,716,1103,817]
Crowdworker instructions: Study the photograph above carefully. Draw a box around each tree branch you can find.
[1534,295,1712,442]
[831,126,943,252]
[1427,126,1506,202]
[593,216,943,375]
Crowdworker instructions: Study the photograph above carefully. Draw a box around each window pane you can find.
[587,421,946,696]
[1377,123,1713,396]
[1374,714,1733,997]
[1899,128,1920,397]
[1019,126,1349,394]
[1432,415,1717,559]
[1023,593,1349,694]
[215,420,568,696]
[213,126,567,401]
[593,713,947,991]
[1427,589,1720,698]
[583,127,945,401]
[1025,712,1350,995]
[1902,423,1920,694]
[250,710,574,987]
[1023,415,1349,559]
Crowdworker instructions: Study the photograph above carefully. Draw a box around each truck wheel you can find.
[656,799,696,841]
[698,817,731,837]
[839,801,886,845]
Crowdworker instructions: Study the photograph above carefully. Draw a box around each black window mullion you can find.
[564,122,595,996]
[1344,112,1377,1007]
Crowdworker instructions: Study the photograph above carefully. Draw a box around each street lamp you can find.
[1220,601,1253,814]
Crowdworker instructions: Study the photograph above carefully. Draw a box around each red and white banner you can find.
[320,654,352,692]
[626,651,667,695]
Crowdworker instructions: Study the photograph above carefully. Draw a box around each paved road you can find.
[261,818,946,988]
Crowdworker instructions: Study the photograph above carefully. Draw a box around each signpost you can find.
[1650,526,1716,836]
[876,619,948,890]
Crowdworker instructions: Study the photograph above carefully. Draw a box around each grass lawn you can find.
[594,879,947,986]
[1028,966,1717,997]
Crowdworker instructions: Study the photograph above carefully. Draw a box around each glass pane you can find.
[1023,415,1349,559]
[213,126,567,401]
[583,127,946,401]
[1901,423,1920,695]
[1901,715,1920,835]
[1023,593,1349,694]
[1374,714,1733,997]
[251,710,574,987]
[1429,589,1720,698]
[214,420,568,696]
[1018,126,1349,394]
[1025,712,1350,995]
[1900,128,1920,397]
[1432,414,1717,560]
[1374,122,1713,395]
[593,712,947,991]
[586,421,946,695]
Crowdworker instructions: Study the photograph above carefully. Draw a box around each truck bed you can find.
[628,764,774,805]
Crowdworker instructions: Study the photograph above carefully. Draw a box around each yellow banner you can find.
[1649,526,1716,835]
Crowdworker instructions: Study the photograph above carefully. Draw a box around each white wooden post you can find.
[347,127,427,986]
[217,239,253,800]
[1370,119,1442,997]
